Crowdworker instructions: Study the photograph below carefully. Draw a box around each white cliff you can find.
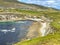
[40,22,47,36]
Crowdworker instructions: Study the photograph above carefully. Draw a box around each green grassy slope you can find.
[13,10,60,45]
[0,7,60,45]
[14,33,60,45]
[0,0,60,45]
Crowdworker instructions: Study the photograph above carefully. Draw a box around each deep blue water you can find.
[0,21,33,45]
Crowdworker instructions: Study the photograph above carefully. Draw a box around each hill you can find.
[0,0,58,11]
[14,11,60,45]
[0,0,60,45]
[11,0,60,45]
[14,33,60,45]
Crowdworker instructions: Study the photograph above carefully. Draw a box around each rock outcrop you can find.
[26,22,41,39]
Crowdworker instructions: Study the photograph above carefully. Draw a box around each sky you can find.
[18,0,60,9]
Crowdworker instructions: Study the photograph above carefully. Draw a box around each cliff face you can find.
[26,22,41,39]
[25,19,52,39]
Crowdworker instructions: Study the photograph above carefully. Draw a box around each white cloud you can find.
[46,0,55,4]
[41,0,58,7]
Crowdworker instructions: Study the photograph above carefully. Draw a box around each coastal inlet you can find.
[0,20,33,45]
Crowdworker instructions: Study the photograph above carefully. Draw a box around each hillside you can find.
[0,0,60,45]
[14,10,60,45]
[14,33,60,45]
[0,0,58,11]
[12,1,60,45]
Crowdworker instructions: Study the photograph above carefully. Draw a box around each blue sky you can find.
[18,0,60,9]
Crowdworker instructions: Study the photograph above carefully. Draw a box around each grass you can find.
[51,22,60,29]
[0,0,60,45]
[12,9,60,45]
[0,9,60,30]
[14,33,60,45]
[0,9,60,45]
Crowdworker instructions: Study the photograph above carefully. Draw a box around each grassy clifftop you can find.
[13,10,60,45]
[14,33,60,45]
[0,0,60,45]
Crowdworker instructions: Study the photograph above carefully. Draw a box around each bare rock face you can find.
[26,22,41,39]
[25,16,53,40]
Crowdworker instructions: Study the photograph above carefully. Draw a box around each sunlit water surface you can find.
[0,20,33,45]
